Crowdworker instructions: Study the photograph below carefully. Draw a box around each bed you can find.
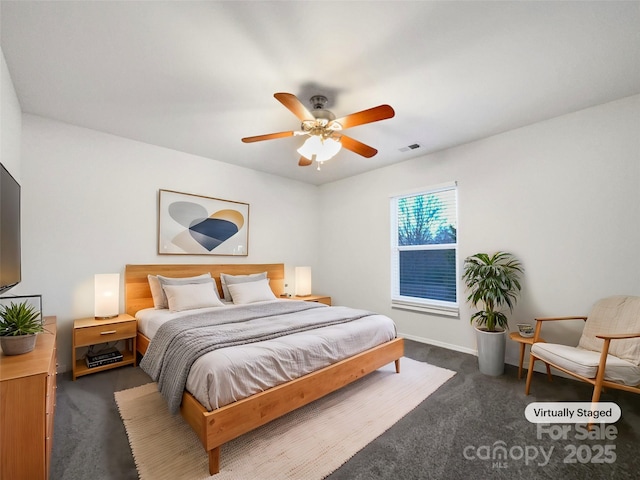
[124,263,404,475]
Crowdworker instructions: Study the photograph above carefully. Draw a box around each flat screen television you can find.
[0,162,21,294]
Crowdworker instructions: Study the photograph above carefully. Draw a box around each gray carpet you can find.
[51,340,640,479]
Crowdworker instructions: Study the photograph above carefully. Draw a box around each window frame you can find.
[390,182,459,317]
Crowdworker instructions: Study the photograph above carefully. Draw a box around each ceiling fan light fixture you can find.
[242,92,394,167]
[297,136,342,163]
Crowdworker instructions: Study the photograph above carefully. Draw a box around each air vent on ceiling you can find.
[399,143,421,153]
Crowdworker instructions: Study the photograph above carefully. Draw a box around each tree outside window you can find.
[391,184,458,312]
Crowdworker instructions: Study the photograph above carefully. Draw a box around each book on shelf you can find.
[85,347,123,368]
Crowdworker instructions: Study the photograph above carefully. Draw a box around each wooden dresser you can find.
[0,316,57,480]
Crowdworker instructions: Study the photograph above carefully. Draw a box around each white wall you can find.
[6,78,639,374]
[16,115,322,371]
[318,95,640,370]
[0,47,21,178]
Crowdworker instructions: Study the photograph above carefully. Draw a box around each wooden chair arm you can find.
[531,316,587,342]
[534,316,588,322]
[594,333,640,382]
[596,332,640,340]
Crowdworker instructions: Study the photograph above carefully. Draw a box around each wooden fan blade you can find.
[298,156,313,166]
[333,104,395,130]
[241,131,295,143]
[274,93,315,121]
[339,135,378,158]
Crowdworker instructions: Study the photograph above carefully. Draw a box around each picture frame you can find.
[158,189,249,256]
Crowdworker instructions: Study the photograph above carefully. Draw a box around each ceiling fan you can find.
[242,93,395,167]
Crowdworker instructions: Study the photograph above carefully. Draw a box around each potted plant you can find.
[0,301,45,355]
[462,251,523,375]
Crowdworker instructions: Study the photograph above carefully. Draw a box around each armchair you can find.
[525,296,640,403]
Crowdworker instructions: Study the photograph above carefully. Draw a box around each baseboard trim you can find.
[400,332,576,381]
[399,332,477,356]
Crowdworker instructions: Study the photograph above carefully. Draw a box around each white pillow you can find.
[149,273,213,309]
[220,272,267,300]
[148,275,165,309]
[162,281,224,312]
[227,278,276,304]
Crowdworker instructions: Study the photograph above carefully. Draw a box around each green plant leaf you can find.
[462,251,523,331]
[0,301,43,336]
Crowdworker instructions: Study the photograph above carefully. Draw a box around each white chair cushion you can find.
[578,295,640,365]
[532,342,640,387]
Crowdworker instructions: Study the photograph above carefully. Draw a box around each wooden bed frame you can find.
[124,263,404,475]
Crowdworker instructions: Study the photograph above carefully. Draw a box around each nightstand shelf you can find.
[72,314,136,380]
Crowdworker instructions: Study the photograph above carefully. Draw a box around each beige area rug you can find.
[115,357,455,480]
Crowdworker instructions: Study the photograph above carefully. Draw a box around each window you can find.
[390,182,458,316]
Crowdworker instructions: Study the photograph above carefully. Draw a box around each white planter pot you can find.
[0,334,37,355]
[475,327,506,376]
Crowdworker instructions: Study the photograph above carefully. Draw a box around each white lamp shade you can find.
[295,266,312,297]
[95,273,120,319]
[297,136,342,162]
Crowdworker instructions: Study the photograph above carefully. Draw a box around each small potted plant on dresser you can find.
[462,251,524,376]
[0,300,45,355]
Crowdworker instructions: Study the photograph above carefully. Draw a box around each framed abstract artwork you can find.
[158,189,249,256]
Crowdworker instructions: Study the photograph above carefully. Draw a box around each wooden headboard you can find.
[124,263,285,316]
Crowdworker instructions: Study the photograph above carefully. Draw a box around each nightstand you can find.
[292,295,332,306]
[72,313,136,380]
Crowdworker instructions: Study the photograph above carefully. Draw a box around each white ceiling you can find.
[2,1,639,185]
